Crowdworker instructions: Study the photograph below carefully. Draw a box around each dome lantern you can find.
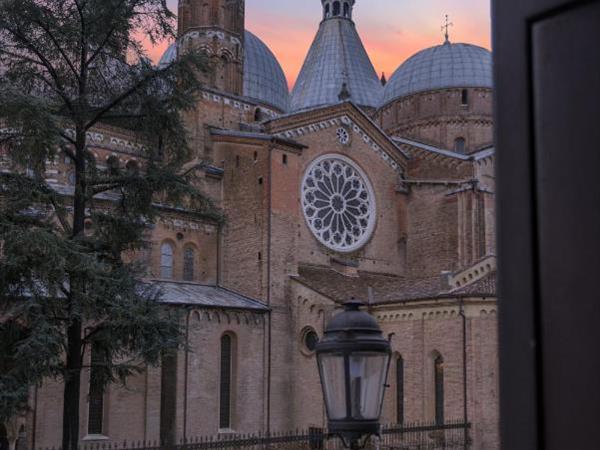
[322,0,355,21]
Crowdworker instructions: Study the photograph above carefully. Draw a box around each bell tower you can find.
[177,0,245,96]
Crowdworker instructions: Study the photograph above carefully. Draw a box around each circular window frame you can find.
[300,326,320,356]
[301,154,377,253]
[336,127,351,146]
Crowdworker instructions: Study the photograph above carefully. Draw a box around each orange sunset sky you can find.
[147,0,491,89]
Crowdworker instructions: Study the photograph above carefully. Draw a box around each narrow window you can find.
[254,108,262,122]
[333,1,340,16]
[325,3,330,19]
[219,334,233,429]
[253,151,258,161]
[434,354,444,425]
[282,154,288,165]
[454,137,466,153]
[88,344,105,435]
[396,355,404,424]
[235,155,240,167]
[258,252,262,261]
[258,177,263,185]
[160,242,174,279]
[183,247,195,282]
[343,2,350,17]
[461,89,469,105]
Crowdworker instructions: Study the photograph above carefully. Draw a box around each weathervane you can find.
[442,14,453,43]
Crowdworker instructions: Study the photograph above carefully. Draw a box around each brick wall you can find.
[377,88,493,153]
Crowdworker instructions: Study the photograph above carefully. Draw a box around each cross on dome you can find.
[442,14,454,44]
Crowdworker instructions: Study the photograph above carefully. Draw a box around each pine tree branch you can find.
[3,26,75,114]
[31,18,79,80]
[84,67,169,131]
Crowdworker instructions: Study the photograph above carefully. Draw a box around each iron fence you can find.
[38,420,470,450]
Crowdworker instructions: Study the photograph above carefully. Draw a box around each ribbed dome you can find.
[382,42,492,106]
[290,17,383,112]
[158,31,289,112]
[243,31,289,112]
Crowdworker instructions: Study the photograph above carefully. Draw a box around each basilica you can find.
[24,1,498,449]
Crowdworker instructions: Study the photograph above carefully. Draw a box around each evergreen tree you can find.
[0,1,216,448]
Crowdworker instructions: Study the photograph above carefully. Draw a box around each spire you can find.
[322,0,355,21]
[441,14,453,44]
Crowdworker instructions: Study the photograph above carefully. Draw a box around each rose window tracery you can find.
[301,154,376,252]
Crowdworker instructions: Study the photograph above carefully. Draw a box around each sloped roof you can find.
[152,281,268,311]
[290,18,383,111]
[292,264,496,304]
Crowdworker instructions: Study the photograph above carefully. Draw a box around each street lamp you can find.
[316,300,391,449]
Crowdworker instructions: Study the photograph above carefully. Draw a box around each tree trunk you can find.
[61,320,82,450]
[61,129,87,450]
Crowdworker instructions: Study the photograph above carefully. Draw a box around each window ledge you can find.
[218,428,236,435]
[82,435,110,442]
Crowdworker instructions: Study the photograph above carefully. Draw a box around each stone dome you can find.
[158,30,289,112]
[382,42,492,106]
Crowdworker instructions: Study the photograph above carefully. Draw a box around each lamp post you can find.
[316,300,391,449]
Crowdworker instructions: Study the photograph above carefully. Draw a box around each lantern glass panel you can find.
[349,352,390,420]
[318,353,347,419]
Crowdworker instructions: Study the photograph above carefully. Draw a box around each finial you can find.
[441,14,453,44]
[338,82,351,102]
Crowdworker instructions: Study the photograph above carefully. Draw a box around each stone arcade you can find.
[23,1,498,449]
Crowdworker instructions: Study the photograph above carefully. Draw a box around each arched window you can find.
[454,137,466,153]
[183,247,195,282]
[325,3,330,19]
[434,353,444,425]
[396,355,404,424]
[88,344,105,435]
[219,334,234,429]
[333,1,340,16]
[160,242,174,279]
[343,2,350,17]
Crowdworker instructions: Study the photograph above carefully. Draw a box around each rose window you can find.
[301,154,376,252]
[336,127,350,145]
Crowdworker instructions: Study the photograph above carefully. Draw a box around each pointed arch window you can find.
[343,2,350,17]
[396,355,404,424]
[160,242,174,279]
[183,247,195,282]
[219,334,234,429]
[325,3,330,19]
[434,354,445,425]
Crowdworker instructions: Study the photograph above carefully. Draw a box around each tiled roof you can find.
[292,264,497,304]
[290,18,383,111]
[451,271,497,296]
[152,281,268,311]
